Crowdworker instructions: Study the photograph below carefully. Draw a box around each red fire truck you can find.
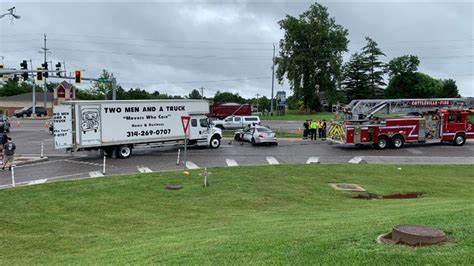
[328,98,474,149]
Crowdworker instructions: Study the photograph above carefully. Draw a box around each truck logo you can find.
[81,108,100,134]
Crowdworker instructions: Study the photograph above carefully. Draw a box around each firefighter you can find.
[303,120,310,140]
[310,120,318,140]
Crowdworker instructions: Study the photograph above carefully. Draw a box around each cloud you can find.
[0,1,472,98]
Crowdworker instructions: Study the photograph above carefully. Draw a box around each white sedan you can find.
[234,126,278,145]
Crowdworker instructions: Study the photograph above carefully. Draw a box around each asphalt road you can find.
[1,119,473,188]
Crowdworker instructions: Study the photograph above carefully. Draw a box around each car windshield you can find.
[256,128,271,133]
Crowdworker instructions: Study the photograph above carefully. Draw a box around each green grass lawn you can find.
[261,111,335,121]
[1,165,473,264]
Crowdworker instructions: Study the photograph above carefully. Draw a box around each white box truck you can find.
[53,100,222,158]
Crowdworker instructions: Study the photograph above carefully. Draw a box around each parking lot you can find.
[1,119,473,188]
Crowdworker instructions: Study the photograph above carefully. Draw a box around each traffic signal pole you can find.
[30,59,35,116]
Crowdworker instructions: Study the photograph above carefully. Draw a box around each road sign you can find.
[181,116,191,134]
[98,77,109,83]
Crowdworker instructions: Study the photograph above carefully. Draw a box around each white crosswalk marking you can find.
[186,161,200,169]
[28,179,47,185]
[306,157,320,164]
[348,156,366,164]
[226,159,239,167]
[266,156,279,165]
[137,166,153,173]
[407,148,423,155]
[89,171,104,178]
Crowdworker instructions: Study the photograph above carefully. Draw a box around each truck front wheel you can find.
[210,136,221,149]
[117,145,133,158]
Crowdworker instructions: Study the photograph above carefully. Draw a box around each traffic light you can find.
[20,60,29,80]
[74,70,82,84]
[36,67,44,82]
[42,62,48,78]
[55,62,62,77]
[0,64,4,80]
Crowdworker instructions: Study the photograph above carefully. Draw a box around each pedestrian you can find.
[0,132,7,146]
[318,120,323,139]
[2,137,15,171]
[303,120,310,139]
[321,119,327,140]
[309,120,317,140]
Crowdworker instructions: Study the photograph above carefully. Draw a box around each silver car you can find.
[234,125,277,145]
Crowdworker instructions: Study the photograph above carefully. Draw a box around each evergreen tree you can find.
[341,52,370,101]
[361,37,386,98]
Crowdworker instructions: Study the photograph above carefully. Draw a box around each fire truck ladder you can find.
[349,98,469,118]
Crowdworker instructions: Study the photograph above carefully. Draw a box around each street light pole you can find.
[271,43,275,115]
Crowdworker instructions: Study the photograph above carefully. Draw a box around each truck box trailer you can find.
[53,100,222,158]
[208,102,252,119]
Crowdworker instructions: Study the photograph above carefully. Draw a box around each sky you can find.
[0,0,473,98]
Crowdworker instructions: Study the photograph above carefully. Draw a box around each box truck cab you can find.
[53,100,222,158]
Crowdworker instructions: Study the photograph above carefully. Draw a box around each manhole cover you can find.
[329,183,365,192]
[166,184,183,190]
[378,224,447,246]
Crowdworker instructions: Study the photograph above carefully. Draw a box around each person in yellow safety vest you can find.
[318,120,323,139]
[309,120,318,140]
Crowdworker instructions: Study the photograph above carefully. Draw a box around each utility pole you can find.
[41,33,48,112]
[200,87,204,100]
[271,43,275,115]
[111,77,117,100]
[256,93,260,112]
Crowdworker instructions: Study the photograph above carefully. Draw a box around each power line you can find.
[120,76,271,85]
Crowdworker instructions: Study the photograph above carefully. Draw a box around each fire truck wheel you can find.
[391,135,404,149]
[453,134,466,146]
[376,136,389,150]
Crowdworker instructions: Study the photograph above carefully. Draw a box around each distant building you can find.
[0,81,76,116]
[0,92,54,116]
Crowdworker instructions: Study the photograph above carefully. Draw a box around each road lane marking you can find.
[348,156,366,164]
[186,161,200,169]
[226,159,239,167]
[65,159,104,167]
[407,148,423,155]
[89,171,104,178]
[266,156,279,165]
[137,166,153,173]
[306,157,320,164]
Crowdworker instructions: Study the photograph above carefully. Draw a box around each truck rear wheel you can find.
[117,145,132,158]
[391,135,404,149]
[376,136,388,150]
[210,136,221,149]
[453,133,466,146]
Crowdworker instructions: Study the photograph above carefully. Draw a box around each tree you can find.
[342,52,370,101]
[91,70,114,100]
[275,3,349,111]
[387,55,420,77]
[440,79,460,98]
[188,89,202,99]
[385,72,443,98]
[361,37,386,98]
[213,91,246,104]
